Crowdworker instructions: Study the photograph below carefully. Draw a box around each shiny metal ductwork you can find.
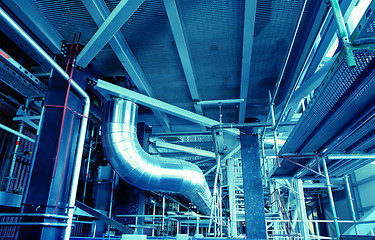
[102,98,212,214]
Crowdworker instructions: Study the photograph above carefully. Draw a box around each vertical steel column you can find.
[344,175,359,235]
[227,158,237,238]
[329,0,356,68]
[240,131,267,239]
[295,179,310,239]
[322,157,340,239]
[269,92,280,167]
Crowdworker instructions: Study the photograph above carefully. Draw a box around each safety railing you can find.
[266,218,375,239]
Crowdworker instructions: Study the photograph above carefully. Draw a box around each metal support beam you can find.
[81,0,171,132]
[95,80,239,135]
[238,0,257,123]
[76,0,144,67]
[75,201,133,234]
[162,0,204,119]
[152,140,215,158]
[322,157,340,239]
[204,144,241,176]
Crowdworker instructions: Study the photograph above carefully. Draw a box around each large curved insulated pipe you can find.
[102,98,212,214]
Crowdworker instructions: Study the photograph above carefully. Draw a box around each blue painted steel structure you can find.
[18,71,86,239]
[240,131,267,239]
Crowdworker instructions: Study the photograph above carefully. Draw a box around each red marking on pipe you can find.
[53,34,82,214]
[85,173,88,177]
[0,49,10,60]
[15,141,20,146]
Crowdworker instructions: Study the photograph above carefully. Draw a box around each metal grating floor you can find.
[281,49,375,155]
[274,2,375,177]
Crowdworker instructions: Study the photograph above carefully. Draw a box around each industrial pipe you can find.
[0,7,90,240]
[329,0,356,68]
[0,123,35,143]
[102,98,212,214]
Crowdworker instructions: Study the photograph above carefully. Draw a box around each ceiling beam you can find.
[2,0,64,54]
[95,80,239,135]
[238,0,257,123]
[162,0,205,130]
[76,0,144,68]
[81,0,171,132]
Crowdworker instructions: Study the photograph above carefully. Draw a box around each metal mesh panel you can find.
[32,0,98,45]
[333,116,375,152]
[281,50,375,154]
[352,1,375,44]
[302,54,375,152]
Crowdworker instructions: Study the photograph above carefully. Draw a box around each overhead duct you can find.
[102,98,212,214]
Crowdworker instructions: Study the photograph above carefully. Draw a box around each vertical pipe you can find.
[6,121,25,191]
[227,158,237,238]
[152,201,156,237]
[219,186,223,237]
[314,221,320,238]
[108,171,115,232]
[322,157,340,239]
[196,216,200,235]
[329,0,356,68]
[344,175,359,235]
[83,127,95,203]
[295,179,309,239]
[162,194,166,232]
[269,92,280,167]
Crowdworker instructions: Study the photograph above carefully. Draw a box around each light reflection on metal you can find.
[102,98,212,214]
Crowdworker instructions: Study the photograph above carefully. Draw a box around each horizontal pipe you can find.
[211,121,297,132]
[0,222,68,227]
[328,154,375,160]
[0,213,68,219]
[196,99,244,106]
[0,123,35,143]
[102,99,212,215]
